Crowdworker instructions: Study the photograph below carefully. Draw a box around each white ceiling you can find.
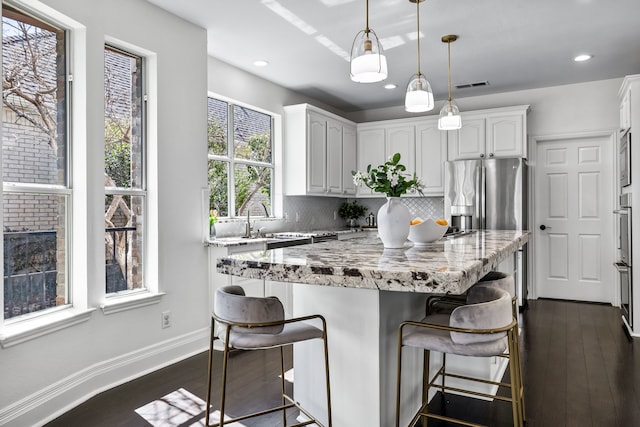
[146,0,640,112]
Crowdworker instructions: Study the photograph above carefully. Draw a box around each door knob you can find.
[539,224,551,230]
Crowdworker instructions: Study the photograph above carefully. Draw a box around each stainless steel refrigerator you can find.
[444,157,528,307]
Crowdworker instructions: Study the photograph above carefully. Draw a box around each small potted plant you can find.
[338,200,367,228]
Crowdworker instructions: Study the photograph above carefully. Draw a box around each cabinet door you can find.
[385,125,416,177]
[307,112,327,194]
[342,124,357,195]
[620,90,631,130]
[416,121,447,195]
[357,127,385,196]
[448,117,486,159]
[486,113,524,158]
[326,119,343,194]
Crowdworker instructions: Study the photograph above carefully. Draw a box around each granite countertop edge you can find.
[216,230,530,295]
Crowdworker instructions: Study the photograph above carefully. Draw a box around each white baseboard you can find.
[0,327,209,427]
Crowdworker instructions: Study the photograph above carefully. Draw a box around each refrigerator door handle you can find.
[480,165,486,229]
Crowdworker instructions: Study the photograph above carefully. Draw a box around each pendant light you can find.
[438,34,462,130]
[350,0,388,83]
[405,0,434,113]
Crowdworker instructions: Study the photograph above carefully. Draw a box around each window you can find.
[104,45,145,295]
[207,97,273,218]
[2,5,70,320]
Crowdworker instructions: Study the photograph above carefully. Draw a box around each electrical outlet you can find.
[161,310,171,329]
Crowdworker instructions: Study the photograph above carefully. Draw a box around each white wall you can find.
[347,78,622,137]
[207,56,345,120]
[0,1,209,426]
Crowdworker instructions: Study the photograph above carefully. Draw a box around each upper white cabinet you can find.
[447,117,486,160]
[356,117,443,197]
[284,104,357,196]
[386,125,416,177]
[447,105,529,160]
[620,88,631,131]
[355,126,385,196]
[342,125,357,195]
[619,75,640,132]
[416,118,447,195]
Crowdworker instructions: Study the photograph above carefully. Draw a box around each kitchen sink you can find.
[265,236,312,249]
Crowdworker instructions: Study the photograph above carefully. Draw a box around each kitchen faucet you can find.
[245,202,270,238]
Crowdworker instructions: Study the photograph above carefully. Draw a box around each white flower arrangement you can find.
[352,153,424,197]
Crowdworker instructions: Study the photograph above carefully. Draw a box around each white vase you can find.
[377,197,411,249]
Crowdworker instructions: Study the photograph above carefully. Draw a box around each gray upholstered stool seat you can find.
[402,313,509,357]
[206,285,332,427]
[395,285,524,427]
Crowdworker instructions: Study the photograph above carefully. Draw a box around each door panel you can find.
[534,134,614,302]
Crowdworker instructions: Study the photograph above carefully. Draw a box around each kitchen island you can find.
[216,230,529,426]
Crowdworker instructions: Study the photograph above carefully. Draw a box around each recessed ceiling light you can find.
[384,83,397,90]
[574,54,592,62]
[253,60,269,67]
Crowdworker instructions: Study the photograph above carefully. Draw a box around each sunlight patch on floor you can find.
[134,388,247,427]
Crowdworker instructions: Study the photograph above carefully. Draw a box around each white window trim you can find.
[101,37,160,312]
[0,307,95,348]
[0,2,87,344]
[207,92,283,219]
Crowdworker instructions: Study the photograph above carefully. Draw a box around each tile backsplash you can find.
[283,195,444,231]
[213,195,444,237]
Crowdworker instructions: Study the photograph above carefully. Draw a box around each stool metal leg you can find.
[280,347,287,426]
[395,328,404,427]
[421,350,430,427]
[205,317,215,427]
[321,319,333,427]
[218,328,232,427]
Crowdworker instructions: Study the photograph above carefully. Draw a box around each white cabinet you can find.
[284,104,358,197]
[447,117,486,160]
[487,112,525,158]
[342,125,357,195]
[356,126,386,196]
[357,118,445,197]
[307,113,327,194]
[353,106,528,197]
[386,125,416,177]
[447,105,529,160]
[326,118,343,194]
[620,88,631,130]
[416,118,447,195]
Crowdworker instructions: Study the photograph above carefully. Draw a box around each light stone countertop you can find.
[216,229,530,295]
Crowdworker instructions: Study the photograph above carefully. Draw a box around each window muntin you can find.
[207,97,273,218]
[104,45,145,295]
[2,5,69,320]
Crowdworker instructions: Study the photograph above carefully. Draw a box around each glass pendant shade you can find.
[405,74,434,112]
[438,100,462,130]
[350,30,388,83]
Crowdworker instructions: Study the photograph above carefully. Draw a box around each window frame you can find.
[103,43,147,298]
[100,37,162,314]
[1,3,72,321]
[207,93,278,219]
[0,0,99,347]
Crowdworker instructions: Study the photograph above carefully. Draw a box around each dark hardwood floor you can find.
[45,299,640,427]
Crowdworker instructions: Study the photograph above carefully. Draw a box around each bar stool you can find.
[205,285,332,427]
[395,286,524,427]
[425,272,526,422]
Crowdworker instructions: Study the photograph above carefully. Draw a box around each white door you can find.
[534,133,615,302]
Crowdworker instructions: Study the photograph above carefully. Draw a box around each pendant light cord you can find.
[416,0,421,76]
[447,40,452,102]
[365,0,370,34]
